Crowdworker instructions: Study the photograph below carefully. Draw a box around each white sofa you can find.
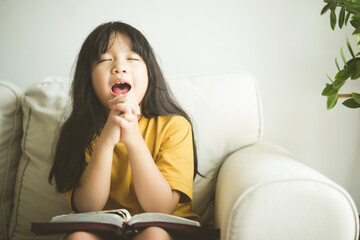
[0,72,358,240]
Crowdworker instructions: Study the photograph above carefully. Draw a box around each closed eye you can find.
[128,58,140,61]
[98,59,112,63]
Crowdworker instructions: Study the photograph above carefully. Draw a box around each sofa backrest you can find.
[8,77,72,240]
[1,72,262,240]
[168,72,263,223]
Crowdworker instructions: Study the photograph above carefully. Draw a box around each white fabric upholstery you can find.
[0,72,358,240]
[215,143,359,240]
[168,72,262,223]
[0,81,22,240]
[9,78,71,240]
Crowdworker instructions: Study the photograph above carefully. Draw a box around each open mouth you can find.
[111,81,132,96]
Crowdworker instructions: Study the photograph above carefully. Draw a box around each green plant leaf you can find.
[357,34,360,48]
[342,98,360,108]
[331,10,337,30]
[321,3,332,15]
[350,19,360,29]
[351,69,360,79]
[352,13,360,20]
[347,9,359,14]
[341,58,360,79]
[341,47,347,66]
[329,2,338,11]
[322,83,338,96]
[347,3,360,10]
[347,57,360,63]
[334,67,351,88]
[327,93,338,109]
[339,7,346,28]
[347,37,356,58]
[350,61,360,79]
[347,57,360,66]
[326,73,334,82]
[353,27,360,35]
[351,0,360,4]
[333,76,348,88]
[345,12,351,25]
[346,7,360,15]
[352,92,360,103]
[335,57,341,71]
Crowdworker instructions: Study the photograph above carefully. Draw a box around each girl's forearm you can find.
[127,139,180,214]
[73,139,114,212]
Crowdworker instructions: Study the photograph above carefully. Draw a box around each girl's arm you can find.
[127,138,181,213]
[111,98,181,214]
[72,136,114,212]
[72,96,138,212]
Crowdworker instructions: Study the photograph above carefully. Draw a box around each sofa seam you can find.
[253,75,263,142]
[226,178,359,240]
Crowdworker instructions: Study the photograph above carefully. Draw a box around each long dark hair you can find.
[49,21,199,193]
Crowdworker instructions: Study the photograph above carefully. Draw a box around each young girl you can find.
[48,21,200,240]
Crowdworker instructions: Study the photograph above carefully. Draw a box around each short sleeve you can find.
[155,116,194,203]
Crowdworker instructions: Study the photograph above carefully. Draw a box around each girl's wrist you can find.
[124,131,144,152]
[97,132,117,149]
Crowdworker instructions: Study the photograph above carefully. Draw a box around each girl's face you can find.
[91,33,148,111]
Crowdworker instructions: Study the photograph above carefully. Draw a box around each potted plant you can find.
[321,0,360,109]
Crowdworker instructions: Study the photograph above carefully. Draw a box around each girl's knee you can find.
[133,227,173,240]
[63,231,103,240]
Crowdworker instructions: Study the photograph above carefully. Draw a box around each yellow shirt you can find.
[65,115,199,221]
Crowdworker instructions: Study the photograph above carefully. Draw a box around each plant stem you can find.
[338,93,353,98]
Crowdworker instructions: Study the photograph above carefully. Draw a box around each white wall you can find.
[1,0,360,210]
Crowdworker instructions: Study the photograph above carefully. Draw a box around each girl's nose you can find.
[111,62,127,74]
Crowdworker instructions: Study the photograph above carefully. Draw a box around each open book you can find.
[31,209,219,240]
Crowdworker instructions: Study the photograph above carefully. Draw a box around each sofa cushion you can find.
[168,71,262,224]
[9,77,71,240]
[0,81,23,240]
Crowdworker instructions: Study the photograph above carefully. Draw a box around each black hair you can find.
[48,21,200,193]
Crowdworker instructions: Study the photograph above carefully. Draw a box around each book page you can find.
[50,209,131,227]
[129,213,200,227]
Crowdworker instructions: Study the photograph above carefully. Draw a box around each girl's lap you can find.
[62,227,174,240]
[132,226,174,240]
[62,231,117,240]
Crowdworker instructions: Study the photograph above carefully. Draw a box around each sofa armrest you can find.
[214,142,358,240]
[0,80,22,240]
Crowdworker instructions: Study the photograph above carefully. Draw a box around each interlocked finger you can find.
[111,102,132,116]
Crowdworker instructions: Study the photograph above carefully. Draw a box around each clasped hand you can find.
[100,94,141,147]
